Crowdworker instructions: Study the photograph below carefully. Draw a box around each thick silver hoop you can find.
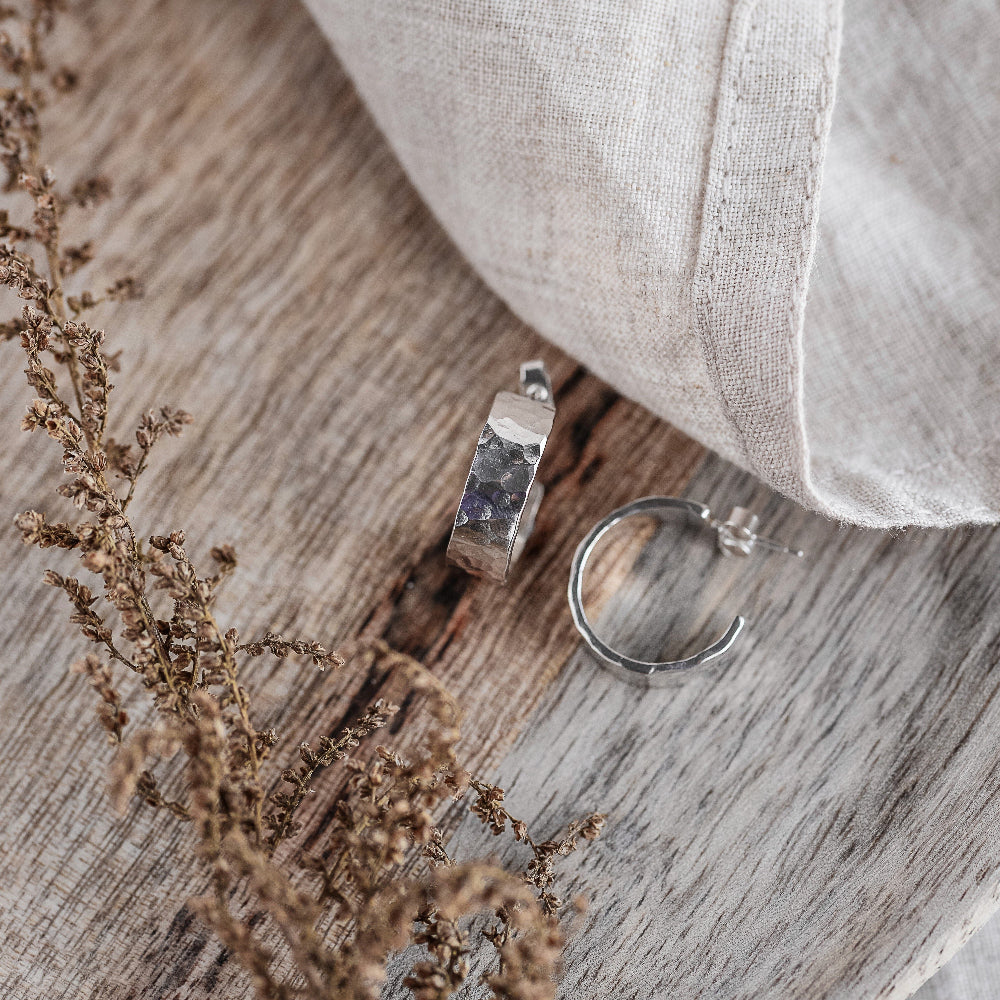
[568,496,803,686]
[446,361,555,584]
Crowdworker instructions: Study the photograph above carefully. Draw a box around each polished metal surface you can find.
[447,362,556,583]
[568,496,803,685]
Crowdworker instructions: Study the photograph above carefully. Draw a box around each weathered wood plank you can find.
[1,0,999,998]
[0,0,703,995]
[436,458,1000,1000]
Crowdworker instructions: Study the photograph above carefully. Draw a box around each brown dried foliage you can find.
[1,4,604,998]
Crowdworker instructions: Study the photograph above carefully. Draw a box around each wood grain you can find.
[1,0,703,995]
[434,459,1000,1000]
[0,0,998,998]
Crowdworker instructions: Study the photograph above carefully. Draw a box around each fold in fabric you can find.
[303,0,1000,528]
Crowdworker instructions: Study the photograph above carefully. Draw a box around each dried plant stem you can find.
[120,446,151,509]
[19,19,91,440]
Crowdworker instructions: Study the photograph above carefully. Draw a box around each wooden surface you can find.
[1,1,999,998]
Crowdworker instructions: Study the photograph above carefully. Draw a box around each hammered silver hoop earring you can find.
[568,496,803,686]
[446,361,555,584]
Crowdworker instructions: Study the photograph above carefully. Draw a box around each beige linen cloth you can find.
[301,0,1000,530]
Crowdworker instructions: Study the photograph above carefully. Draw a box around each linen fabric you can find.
[301,0,1000,528]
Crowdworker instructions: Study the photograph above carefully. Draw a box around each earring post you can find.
[712,507,805,559]
[751,535,805,558]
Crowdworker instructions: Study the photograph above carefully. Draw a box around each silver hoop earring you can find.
[568,496,803,685]
[446,361,555,584]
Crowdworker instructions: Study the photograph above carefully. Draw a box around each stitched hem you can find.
[693,0,843,508]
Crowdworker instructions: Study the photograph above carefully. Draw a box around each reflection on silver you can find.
[568,496,803,686]
[447,361,556,584]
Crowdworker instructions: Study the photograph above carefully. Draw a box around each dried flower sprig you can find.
[470,779,605,917]
[2,4,603,998]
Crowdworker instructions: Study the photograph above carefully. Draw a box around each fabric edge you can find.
[693,0,843,516]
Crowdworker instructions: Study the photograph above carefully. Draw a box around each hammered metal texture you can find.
[567,497,745,685]
[448,390,555,583]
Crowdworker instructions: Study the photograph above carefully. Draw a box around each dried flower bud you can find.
[211,545,237,568]
[68,175,112,208]
[50,65,78,92]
